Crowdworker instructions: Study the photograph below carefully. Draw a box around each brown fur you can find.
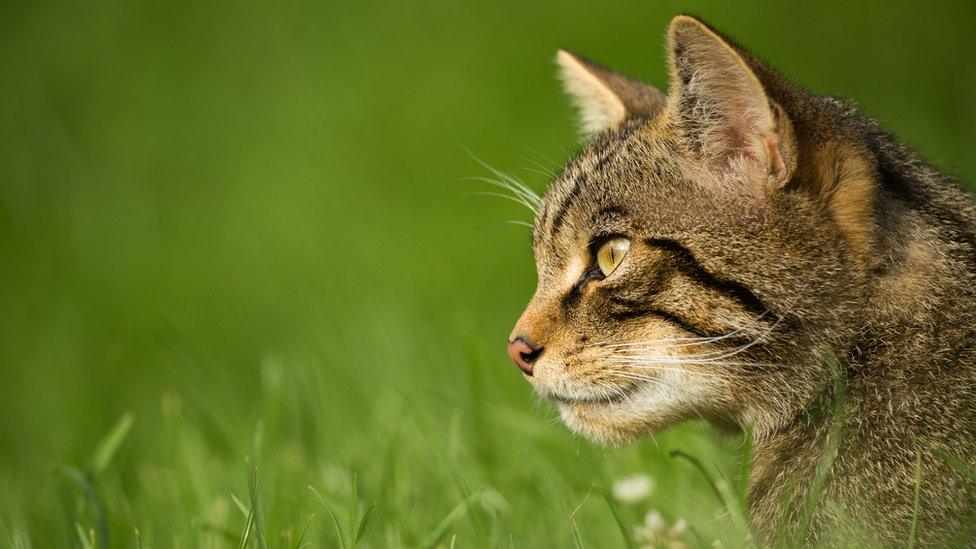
[508,15,976,545]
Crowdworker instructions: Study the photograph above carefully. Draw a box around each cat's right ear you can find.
[556,50,665,135]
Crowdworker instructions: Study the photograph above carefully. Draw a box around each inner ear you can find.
[666,16,793,187]
[556,50,665,135]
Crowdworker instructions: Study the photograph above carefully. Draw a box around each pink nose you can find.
[507,338,544,376]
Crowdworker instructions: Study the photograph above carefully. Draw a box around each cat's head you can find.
[507,15,877,444]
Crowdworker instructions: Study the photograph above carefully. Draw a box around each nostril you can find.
[520,346,544,365]
[507,337,544,376]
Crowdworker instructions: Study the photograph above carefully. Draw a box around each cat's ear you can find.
[666,15,794,188]
[556,49,665,135]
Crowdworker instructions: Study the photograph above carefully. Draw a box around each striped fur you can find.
[508,15,976,545]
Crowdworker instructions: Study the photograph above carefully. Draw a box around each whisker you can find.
[513,137,562,171]
[519,165,558,179]
[604,365,779,382]
[593,379,634,403]
[602,370,673,386]
[601,310,777,351]
[457,144,543,213]
[500,145,559,179]
[461,178,539,212]
[608,359,795,372]
[462,190,535,210]
[594,334,727,349]
[605,369,702,383]
[607,314,784,363]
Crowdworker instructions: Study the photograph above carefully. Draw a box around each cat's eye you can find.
[596,237,631,277]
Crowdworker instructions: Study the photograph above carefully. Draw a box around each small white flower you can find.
[612,474,654,503]
[635,510,688,549]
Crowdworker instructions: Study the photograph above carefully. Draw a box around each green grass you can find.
[1,0,975,546]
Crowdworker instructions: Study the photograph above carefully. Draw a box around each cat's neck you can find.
[745,140,976,543]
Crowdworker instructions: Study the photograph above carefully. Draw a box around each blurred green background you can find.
[1,0,975,546]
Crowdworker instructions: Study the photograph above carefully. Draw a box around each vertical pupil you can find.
[598,239,628,275]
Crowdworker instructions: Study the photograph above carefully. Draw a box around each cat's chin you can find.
[554,385,684,446]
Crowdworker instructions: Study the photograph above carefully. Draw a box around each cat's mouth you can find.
[545,379,649,407]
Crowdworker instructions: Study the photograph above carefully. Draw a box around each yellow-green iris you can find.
[596,237,631,277]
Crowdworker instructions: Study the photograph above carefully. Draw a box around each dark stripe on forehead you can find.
[546,175,582,237]
[534,202,549,245]
[546,151,616,237]
[644,238,770,317]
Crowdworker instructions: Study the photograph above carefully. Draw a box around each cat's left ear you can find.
[556,50,665,135]
[666,15,795,189]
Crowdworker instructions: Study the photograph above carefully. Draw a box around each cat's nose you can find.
[507,337,544,376]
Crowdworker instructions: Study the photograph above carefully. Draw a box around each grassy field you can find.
[1,0,975,546]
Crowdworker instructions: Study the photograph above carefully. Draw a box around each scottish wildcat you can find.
[506,15,976,545]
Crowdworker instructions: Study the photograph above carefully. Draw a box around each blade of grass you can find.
[237,507,254,548]
[61,414,132,549]
[930,444,976,483]
[309,485,346,549]
[403,395,488,538]
[75,523,93,549]
[194,520,240,544]
[737,427,754,503]
[596,486,634,549]
[931,445,976,545]
[686,525,711,547]
[0,513,12,547]
[355,504,374,544]
[569,486,593,549]
[247,465,267,549]
[59,466,108,549]
[823,501,879,546]
[791,351,846,548]
[87,413,134,478]
[670,449,755,546]
[230,494,250,518]
[231,492,254,548]
[348,472,358,548]
[714,468,757,546]
[293,513,315,549]
[376,430,402,537]
[418,490,483,549]
[570,520,585,549]
[907,450,922,548]
[669,450,724,506]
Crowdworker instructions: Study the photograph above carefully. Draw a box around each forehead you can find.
[534,121,695,253]
[531,118,769,282]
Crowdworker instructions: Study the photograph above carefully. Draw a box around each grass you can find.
[10,360,741,547]
[1,0,976,547]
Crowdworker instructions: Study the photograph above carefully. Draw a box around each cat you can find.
[506,15,976,545]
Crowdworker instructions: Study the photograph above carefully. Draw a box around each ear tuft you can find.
[556,50,664,135]
[556,50,626,135]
